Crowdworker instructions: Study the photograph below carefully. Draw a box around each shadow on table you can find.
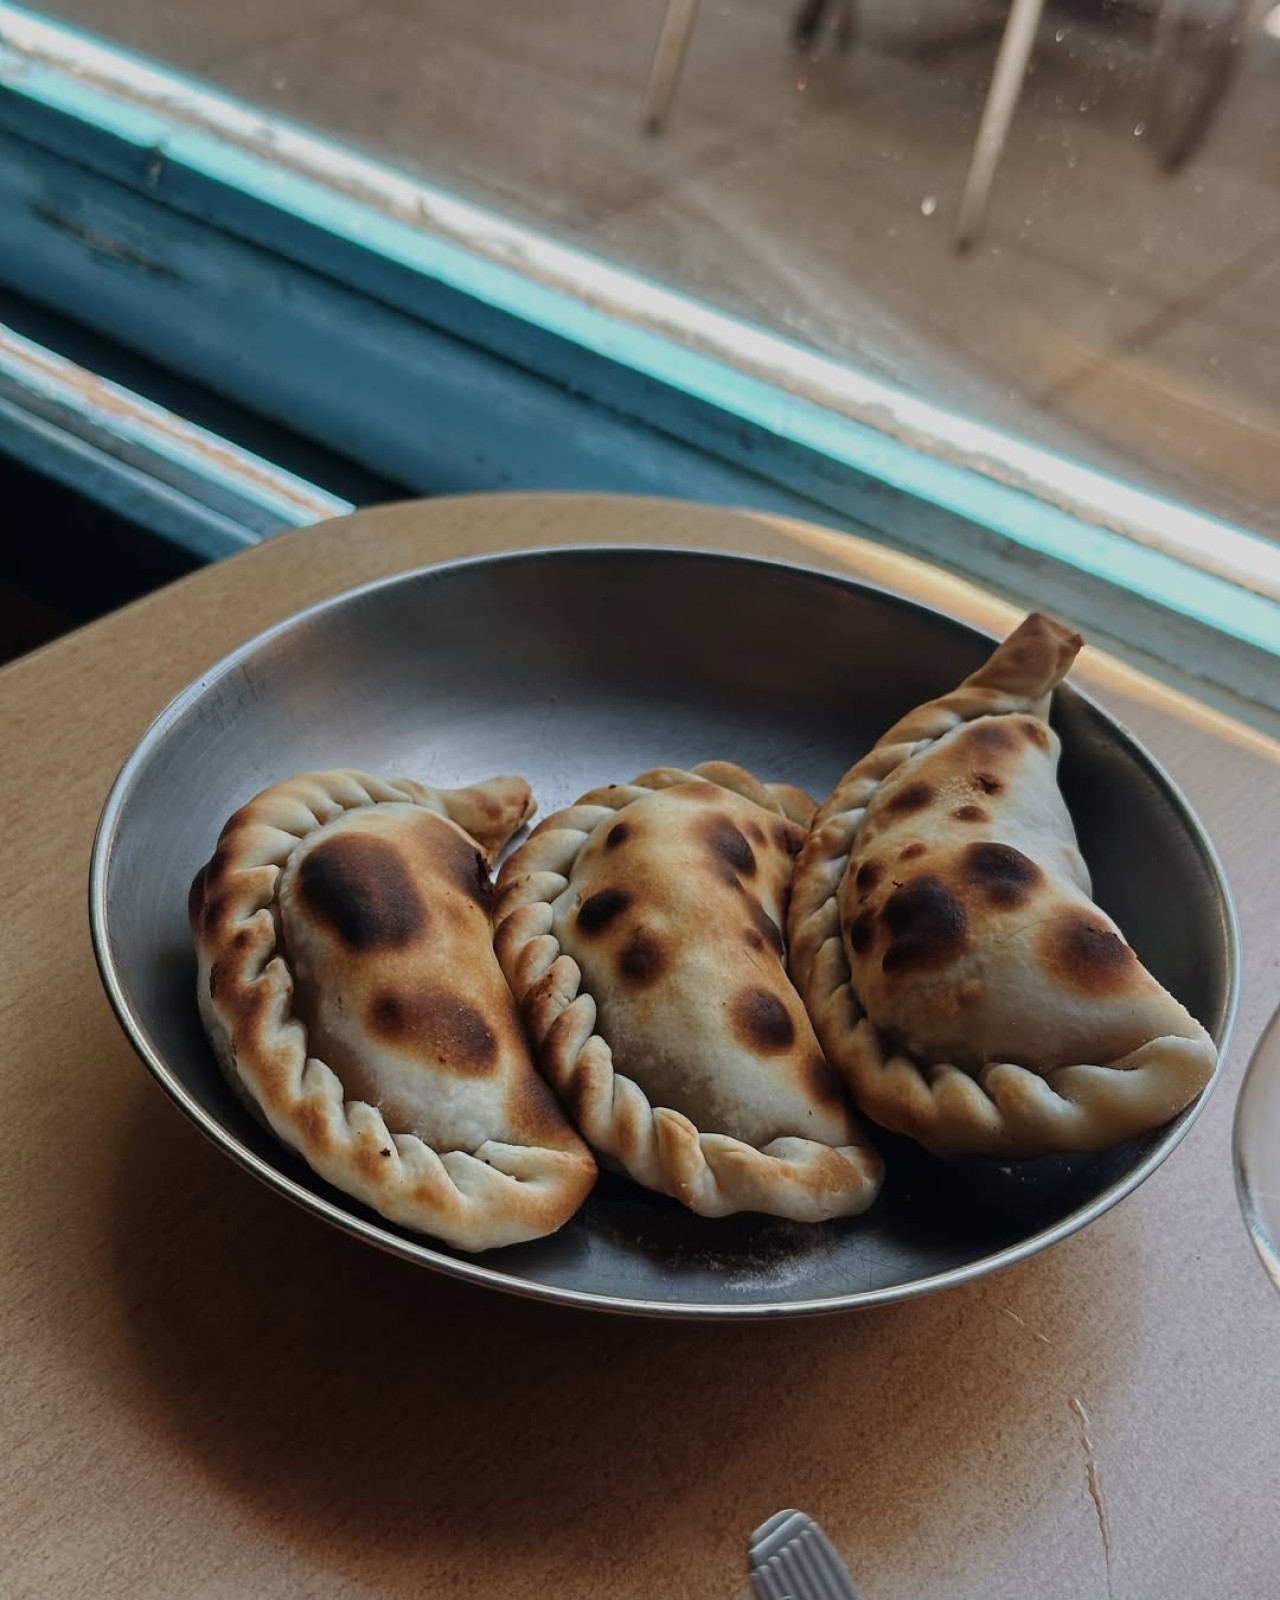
[101,1084,1141,1593]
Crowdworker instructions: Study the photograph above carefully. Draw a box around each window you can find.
[1,0,1275,718]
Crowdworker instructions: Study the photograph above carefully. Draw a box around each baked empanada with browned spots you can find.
[493,762,883,1220]
[788,614,1217,1159]
[189,769,596,1250]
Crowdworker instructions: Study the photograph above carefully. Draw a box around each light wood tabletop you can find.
[3,493,1278,1600]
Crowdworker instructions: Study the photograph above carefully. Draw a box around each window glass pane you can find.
[20,0,1280,549]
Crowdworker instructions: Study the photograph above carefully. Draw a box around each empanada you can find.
[189,769,596,1250]
[493,762,884,1220]
[788,613,1217,1159]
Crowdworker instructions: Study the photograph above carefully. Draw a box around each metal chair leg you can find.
[954,0,1047,251]
[1148,0,1186,136]
[792,0,857,54]
[1149,0,1252,172]
[641,0,703,133]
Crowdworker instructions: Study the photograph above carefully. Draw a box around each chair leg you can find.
[641,0,703,133]
[1150,0,1252,173]
[792,0,858,53]
[835,0,857,53]
[954,0,1047,251]
[1148,0,1186,150]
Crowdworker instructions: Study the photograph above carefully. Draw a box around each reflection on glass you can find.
[1236,1006,1280,1291]
[27,0,1280,545]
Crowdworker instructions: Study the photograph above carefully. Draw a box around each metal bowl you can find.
[89,546,1238,1317]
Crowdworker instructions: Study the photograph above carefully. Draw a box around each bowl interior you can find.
[92,546,1236,1315]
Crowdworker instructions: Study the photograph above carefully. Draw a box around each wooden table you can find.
[4,493,1278,1600]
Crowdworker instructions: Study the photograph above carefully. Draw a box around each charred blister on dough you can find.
[297,834,427,951]
[701,813,758,878]
[879,875,969,974]
[576,887,634,935]
[730,986,797,1054]
[962,841,1044,910]
[1040,910,1139,996]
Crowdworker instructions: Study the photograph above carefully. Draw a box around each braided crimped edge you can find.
[189,768,595,1251]
[492,763,884,1221]
[788,698,1217,1160]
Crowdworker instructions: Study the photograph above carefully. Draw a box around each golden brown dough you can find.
[493,762,884,1220]
[189,769,596,1250]
[788,615,1217,1158]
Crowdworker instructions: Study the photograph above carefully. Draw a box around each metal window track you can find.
[0,321,351,557]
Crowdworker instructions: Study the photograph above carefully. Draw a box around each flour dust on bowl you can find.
[88,546,1238,1317]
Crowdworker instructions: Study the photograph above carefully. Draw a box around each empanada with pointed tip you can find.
[189,769,596,1250]
[493,762,884,1220]
[788,614,1217,1159]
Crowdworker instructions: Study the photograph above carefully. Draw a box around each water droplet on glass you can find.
[921,195,938,216]
[1194,182,1205,194]
[1079,99,1090,112]
[796,76,808,91]
[1133,121,1146,137]
[1055,26,1067,41]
